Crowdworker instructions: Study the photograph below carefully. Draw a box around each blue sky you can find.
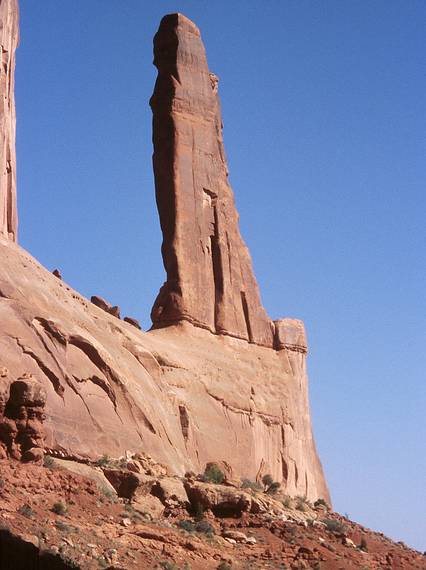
[17,1,425,551]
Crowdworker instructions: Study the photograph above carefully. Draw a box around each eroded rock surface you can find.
[0,0,18,242]
[0,9,329,505]
[150,13,274,347]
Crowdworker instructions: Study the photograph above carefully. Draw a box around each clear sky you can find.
[17,0,425,551]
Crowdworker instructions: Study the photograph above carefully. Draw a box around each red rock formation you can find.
[150,14,274,347]
[0,9,330,504]
[0,0,18,242]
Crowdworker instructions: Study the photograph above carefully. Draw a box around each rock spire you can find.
[150,13,275,347]
[0,0,18,242]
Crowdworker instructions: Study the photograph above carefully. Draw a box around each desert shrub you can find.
[43,455,55,468]
[178,519,195,533]
[359,537,368,552]
[203,464,225,484]
[55,520,73,533]
[0,477,4,488]
[195,519,214,535]
[296,498,307,512]
[95,454,113,468]
[262,474,273,488]
[241,479,262,491]
[18,504,34,518]
[314,497,329,509]
[322,518,346,534]
[282,495,291,508]
[159,562,178,570]
[266,481,281,495]
[217,563,232,570]
[52,500,67,515]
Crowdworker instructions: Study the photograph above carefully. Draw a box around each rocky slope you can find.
[0,456,424,569]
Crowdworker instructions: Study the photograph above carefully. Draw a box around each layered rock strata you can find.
[0,0,18,241]
[0,9,330,503]
[150,14,274,347]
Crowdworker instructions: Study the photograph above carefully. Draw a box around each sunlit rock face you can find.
[0,0,18,242]
[0,9,330,504]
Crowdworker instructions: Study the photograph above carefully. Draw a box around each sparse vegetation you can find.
[266,481,281,495]
[43,455,55,468]
[18,504,34,518]
[217,563,232,570]
[262,474,273,489]
[95,454,113,468]
[322,518,346,534]
[55,520,73,533]
[159,562,178,570]
[177,518,214,536]
[0,476,4,488]
[178,519,195,532]
[241,478,262,491]
[203,464,225,484]
[195,519,214,535]
[314,497,329,510]
[295,497,307,512]
[282,495,291,508]
[52,500,68,515]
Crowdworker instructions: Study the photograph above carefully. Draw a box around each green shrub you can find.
[217,563,232,570]
[262,474,273,488]
[18,504,34,518]
[314,497,330,510]
[43,455,55,468]
[52,501,67,515]
[266,481,281,495]
[195,519,214,535]
[95,454,113,467]
[241,478,262,491]
[296,498,307,512]
[178,519,195,533]
[282,495,291,508]
[322,518,346,533]
[203,464,225,484]
[159,562,178,570]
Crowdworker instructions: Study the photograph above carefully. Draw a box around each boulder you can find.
[185,481,252,517]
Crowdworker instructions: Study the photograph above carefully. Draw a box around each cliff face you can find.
[150,14,274,347]
[0,9,330,503]
[0,0,18,242]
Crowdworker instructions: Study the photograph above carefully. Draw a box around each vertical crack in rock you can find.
[150,13,274,347]
[0,0,18,242]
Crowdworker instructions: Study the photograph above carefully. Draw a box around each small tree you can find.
[262,474,273,489]
[203,464,225,484]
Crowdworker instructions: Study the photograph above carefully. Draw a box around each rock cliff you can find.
[150,14,274,347]
[0,8,330,504]
[0,0,18,242]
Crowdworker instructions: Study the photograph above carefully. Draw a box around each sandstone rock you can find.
[0,0,18,242]
[274,319,308,353]
[132,494,164,519]
[103,469,155,500]
[150,13,274,347]
[185,481,252,516]
[21,447,44,463]
[0,10,329,505]
[152,477,189,508]
[91,295,121,319]
[123,317,142,330]
[222,530,249,543]
[52,459,117,496]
